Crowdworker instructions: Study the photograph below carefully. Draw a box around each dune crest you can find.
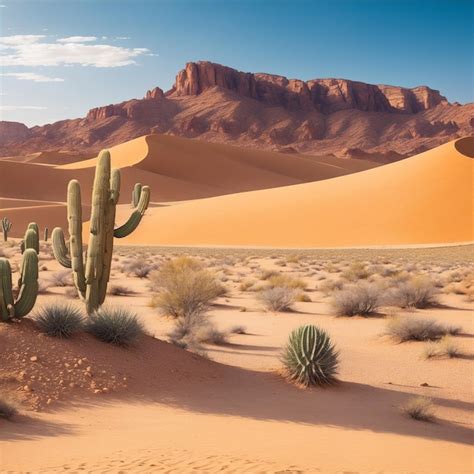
[115,137,474,248]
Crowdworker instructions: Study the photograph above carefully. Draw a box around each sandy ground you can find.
[0,244,472,473]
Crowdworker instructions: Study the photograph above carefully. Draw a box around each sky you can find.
[0,0,472,126]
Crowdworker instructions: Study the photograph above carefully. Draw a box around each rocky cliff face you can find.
[0,61,470,160]
[172,61,448,113]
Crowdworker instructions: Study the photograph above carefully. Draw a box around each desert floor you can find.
[0,243,473,473]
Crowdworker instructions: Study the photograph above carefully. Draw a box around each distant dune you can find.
[0,134,377,238]
[115,137,474,248]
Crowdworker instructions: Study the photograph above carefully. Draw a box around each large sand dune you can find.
[116,137,474,247]
[0,134,379,237]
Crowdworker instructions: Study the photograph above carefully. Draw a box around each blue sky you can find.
[0,0,472,126]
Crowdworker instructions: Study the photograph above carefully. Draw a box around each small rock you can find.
[93,389,101,394]
[420,382,430,387]
[30,356,38,362]
[46,398,52,405]
[23,385,32,392]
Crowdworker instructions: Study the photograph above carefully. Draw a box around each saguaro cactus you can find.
[1,217,12,242]
[52,150,150,314]
[20,223,40,254]
[0,248,39,322]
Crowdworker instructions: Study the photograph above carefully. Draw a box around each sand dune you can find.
[0,134,378,238]
[116,137,474,247]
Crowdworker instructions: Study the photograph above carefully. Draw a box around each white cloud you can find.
[0,35,150,67]
[0,105,46,110]
[57,36,97,43]
[1,72,64,82]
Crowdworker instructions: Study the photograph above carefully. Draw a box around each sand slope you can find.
[116,137,474,247]
[0,134,379,237]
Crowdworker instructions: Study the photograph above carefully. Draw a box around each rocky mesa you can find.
[1,61,472,161]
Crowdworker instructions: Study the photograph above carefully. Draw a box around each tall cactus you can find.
[282,325,339,386]
[1,217,12,242]
[0,239,39,322]
[52,150,150,314]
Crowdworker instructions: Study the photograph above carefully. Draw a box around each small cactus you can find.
[0,224,39,321]
[20,223,40,254]
[1,217,12,242]
[282,325,339,386]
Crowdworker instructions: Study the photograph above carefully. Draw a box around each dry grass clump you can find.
[295,292,311,302]
[318,278,344,295]
[388,275,439,308]
[229,325,247,334]
[267,274,307,290]
[341,262,371,281]
[108,284,135,296]
[386,316,460,342]
[402,396,435,422]
[258,287,296,312]
[49,270,72,287]
[150,257,225,318]
[0,396,18,421]
[35,303,84,338]
[87,306,144,346]
[332,282,382,316]
[259,269,280,280]
[239,279,256,291]
[121,257,156,278]
[168,311,227,349]
[423,337,463,359]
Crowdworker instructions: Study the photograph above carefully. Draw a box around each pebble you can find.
[30,356,38,362]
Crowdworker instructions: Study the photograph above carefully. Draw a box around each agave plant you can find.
[282,325,339,386]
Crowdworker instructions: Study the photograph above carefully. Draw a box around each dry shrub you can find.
[386,316,460,342]
[388,275,439,308]
[267,274,307,290]
[108,284,135,296]
[402,396,435,422]
[258,287,296,312]
[341,262,371,281]
[121,257,156,278]
[332,282,382,316]
[50,270,72,287]
[259,269,280,280]
[423,337,462,359]
[150,257,225,318]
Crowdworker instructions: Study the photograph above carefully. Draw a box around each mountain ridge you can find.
[1,61,472,160]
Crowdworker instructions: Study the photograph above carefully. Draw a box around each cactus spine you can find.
[282,325,339,386]
[1,217,12,242]
[0,224,39,322]
[52,150,150,314]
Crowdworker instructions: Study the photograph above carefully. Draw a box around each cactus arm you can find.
[52,227,72,268]
[67,180,86,298]
[114,185,150,238]
[132,183,142,207]
[23,226,39,253]
[13,249,39,318]
[0,258,14,321]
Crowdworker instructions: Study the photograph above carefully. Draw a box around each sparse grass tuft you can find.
[258,287,296,312]
[35,303,84,338]
[386,316,460,342]
[229,325,247,334]
[88,306,144,346]
[332,282,382,316]
[267,274,307,290]
[108,284,135,296]
[402,396,435,422]
[49,270,72,287]
[0,397,18,420]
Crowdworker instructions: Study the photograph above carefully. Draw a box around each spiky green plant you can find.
[52,150,150,314]
[1,217,12,242]
[282,325,339,386]
[0,248,39,322]
[20,222,40,254]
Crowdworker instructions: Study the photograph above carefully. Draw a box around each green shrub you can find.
[88,306,144,346]
[35,303,84,338]
[282,325,339,386]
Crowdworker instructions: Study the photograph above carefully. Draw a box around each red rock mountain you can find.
[1,61,472,161]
